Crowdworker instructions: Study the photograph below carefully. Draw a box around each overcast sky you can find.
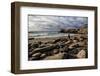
[28,15,88,32]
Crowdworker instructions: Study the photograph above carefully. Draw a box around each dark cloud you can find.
[28,15,88,31]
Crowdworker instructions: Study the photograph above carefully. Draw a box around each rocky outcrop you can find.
[60,28,87,34]
[28,34,88,60]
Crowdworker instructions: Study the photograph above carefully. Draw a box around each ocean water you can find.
[28,31,75,38]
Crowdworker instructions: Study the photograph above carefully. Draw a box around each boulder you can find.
[63,46,69,52]
[32,43,39,48]
[53,38,61,43]
[76,50,86,58]
[39,44,46,48]
[40,53,47,58]
[73,39,78,43]
[29,38,34,40]
[31,44,58,54]
[28,43,32,49]
[32,52,41,57]
[77,42,85,47]
[29,56,40,60]
[53,49,59,54]
[65,40,72,45]
[44,52,64,60]
[38,41,42,45]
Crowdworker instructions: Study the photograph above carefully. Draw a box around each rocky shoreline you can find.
[28,34,88,60]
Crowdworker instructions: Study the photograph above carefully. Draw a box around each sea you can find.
[28,31,75,38]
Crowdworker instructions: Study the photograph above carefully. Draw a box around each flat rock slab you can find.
[76,50,86,58]
[44,53,64,60]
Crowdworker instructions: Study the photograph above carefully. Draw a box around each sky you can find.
[28,15,88,32]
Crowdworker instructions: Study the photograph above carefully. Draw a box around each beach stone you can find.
[44,41,49,44]
[32,52,41,57]
[79,37,84,41]
[29,38,34,40]
[73,39,78,43]
[58,42,65,48]
[44,52,64,60]
[59,48,65,53]
[28,47,34,52]
[28,43,32,47]
[77,42,85,47]
[68,45,75,49]
[65,40,71,45]
[69,43,79,49]
[29,56,40,60]
[70,49,79,54]
[60,38,67,42]
[32,45,58,54]
[53,49,59,54]
[63,46,69,52]
[63,53,77,59]
[39,44,46,48]
[53,38,61,43]
[28,43,32,49]
[76,50,86,58]
[32,43,39,48]
[38,41,42,45]
[40,53,47,58]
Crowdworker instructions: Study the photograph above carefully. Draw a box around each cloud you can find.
[28,15,88,31]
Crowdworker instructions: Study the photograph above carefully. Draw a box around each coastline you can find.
[28,34,88,60]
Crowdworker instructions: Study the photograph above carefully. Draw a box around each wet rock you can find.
[65,40,72,45]
[32,44,58,54]
[29,56,40,60]
[69,43,79,49]
[32,43,39,48]
[58,42,65,48]
[28,43,32,49]
[32,52,41,57]
[29,38,34,40]
[40,53,47,58]
[28,47,34,52]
